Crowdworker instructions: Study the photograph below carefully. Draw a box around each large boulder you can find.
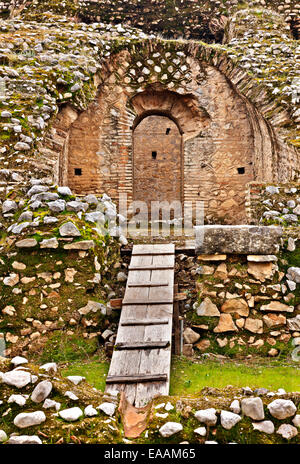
[195,226,282,255]
[241,397,264,421]
[267,399,297,419]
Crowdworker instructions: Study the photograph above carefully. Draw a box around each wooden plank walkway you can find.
[105,244,175,407]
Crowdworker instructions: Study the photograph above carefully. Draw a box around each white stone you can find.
[292,415,300,428]
[58,186,72,196]
[287,267,300,283]
[14,411,46,428]
[59,407,83,422]
[194,427,206,436]
[3,273,19,287]
[0,430,7,442]
[220,410,241,430]
[40,238,59,249]
[65,391,79,401]
[2,370,31,388]
[8,435,42,444]
[98,402,116,416]
[241,397,264,421]
[277,424,298,440]
[67,375,85,385]
[59,222,81,237]
[11,356,28,367]
[194,408,217,426]
[40,362,57,374]
[43,399,61,411]
[230,400,240,414]
[8,394,27,406]
[159,422,183,437]
[165,402,174,411]
[84,405,98,417]
[196,297,220,316]
[31,380,52,403]
[252,420,275,434]
[267,399,297,419]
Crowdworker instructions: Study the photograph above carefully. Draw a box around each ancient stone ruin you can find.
[0,0,299,446]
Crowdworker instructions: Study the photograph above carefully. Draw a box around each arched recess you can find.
[133,114,183,206]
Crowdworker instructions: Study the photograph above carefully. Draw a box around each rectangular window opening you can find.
[237,167,245,174]
[166,128,171,135]
[74,168,82,176]
[152,151,157,160]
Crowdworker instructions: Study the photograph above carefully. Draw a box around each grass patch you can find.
[60,355,300,395]
[170,357,300,395]
[35,332,99,364]
[62,357,109,391]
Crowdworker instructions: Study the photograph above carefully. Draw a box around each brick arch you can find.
[129,88,210,141]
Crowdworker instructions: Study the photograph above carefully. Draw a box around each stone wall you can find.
[177,251,300,358]
[247,182,300,240]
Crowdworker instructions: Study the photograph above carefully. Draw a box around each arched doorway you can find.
[133,115,183,208]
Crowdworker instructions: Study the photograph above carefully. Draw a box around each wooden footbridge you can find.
[105,244,176,407]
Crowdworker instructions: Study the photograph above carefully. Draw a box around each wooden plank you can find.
[122,300,173,305]
[106,243,175,406]
[135,252,174,407]
[106,251,151,402]
[115,341,169,350]
[106,373,168,384]
[132,244,174,254]
[129,265,174,270]
[121,319,169,326]
[128,282,169,287]
[132,252,174,256]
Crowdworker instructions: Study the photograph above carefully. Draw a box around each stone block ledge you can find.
[194,225,283,255]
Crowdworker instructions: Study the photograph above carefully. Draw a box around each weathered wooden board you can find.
[105,243,175,406]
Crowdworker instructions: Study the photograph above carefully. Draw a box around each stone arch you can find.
[130,87,210,140]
